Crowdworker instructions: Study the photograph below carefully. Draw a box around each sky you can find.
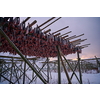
[0,17,100,60]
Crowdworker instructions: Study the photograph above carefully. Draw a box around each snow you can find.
[48,71,100,84]
[0,71,100,84]
[27,69,100,84]
[25,71,100,84]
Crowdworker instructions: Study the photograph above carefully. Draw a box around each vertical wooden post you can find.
[23,55,27,84]
[56,45,61,84]
[0,62,2,82]
[19,61,23,77]
[10,57,13,84]
[13,63,20,84]
[47,57,50,83]
[32,60,35,79]
[0,59,3,82]
[77,52,82,84]
[60,56,72,84]
[58,47,71,84]
[95,56,100,73]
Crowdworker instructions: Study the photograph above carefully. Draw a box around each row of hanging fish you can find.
[0,17,81,57]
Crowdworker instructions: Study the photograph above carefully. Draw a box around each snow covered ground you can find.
[60,71,100,84]
[31,71,100,84]
[0,70,100,84]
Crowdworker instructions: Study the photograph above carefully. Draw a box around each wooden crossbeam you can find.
[60,31,72,37]
[71,39,81,43]
[80,44,90,47]
[0,55,38,60]
[52,26,69,35]
[54,33,61,36]
[22,17,31,23]
[73,33,84,39]
[81,46,88,49]
[41,17,61,30]
[67,35,76,40]
[38,17,56,28]
[73,43,81,46]
[68,34,84,40]
[29,20,37,27]
[62,35,69,39]
[44,29,51,34]
[72,39,87,46]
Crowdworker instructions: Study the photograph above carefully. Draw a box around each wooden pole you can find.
[73,43,81,46]
[81,46,88,48]
[77,51,82,84]
[0,62,2,82]
[60,55,72,84]
[71,39,81,43]
[60,31,72,37]
[81,46,88,49]
[62,35,69,39]
[71,34,84,40]
[41,17,61,30]
[57,46,71,84]
[44,29,51,34]
[68,34,84,40]
[72,39,87,45]
[0,74,14,84]
[0,66,13,76]
[95,56,100,67]
[10,57,13,83]
[47,57,50,83]
[67,35,76,40]
[56,45,61,84]
[13,63,20,84]
[52,26,69,35]
[80,44,90,47]
[95,56,100,72]
[22,17,31,23]
[32,60,35,79]
[29,20,37,27]
[38,17,56,28]
[54,33,60,37]
[23,55,27,84]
